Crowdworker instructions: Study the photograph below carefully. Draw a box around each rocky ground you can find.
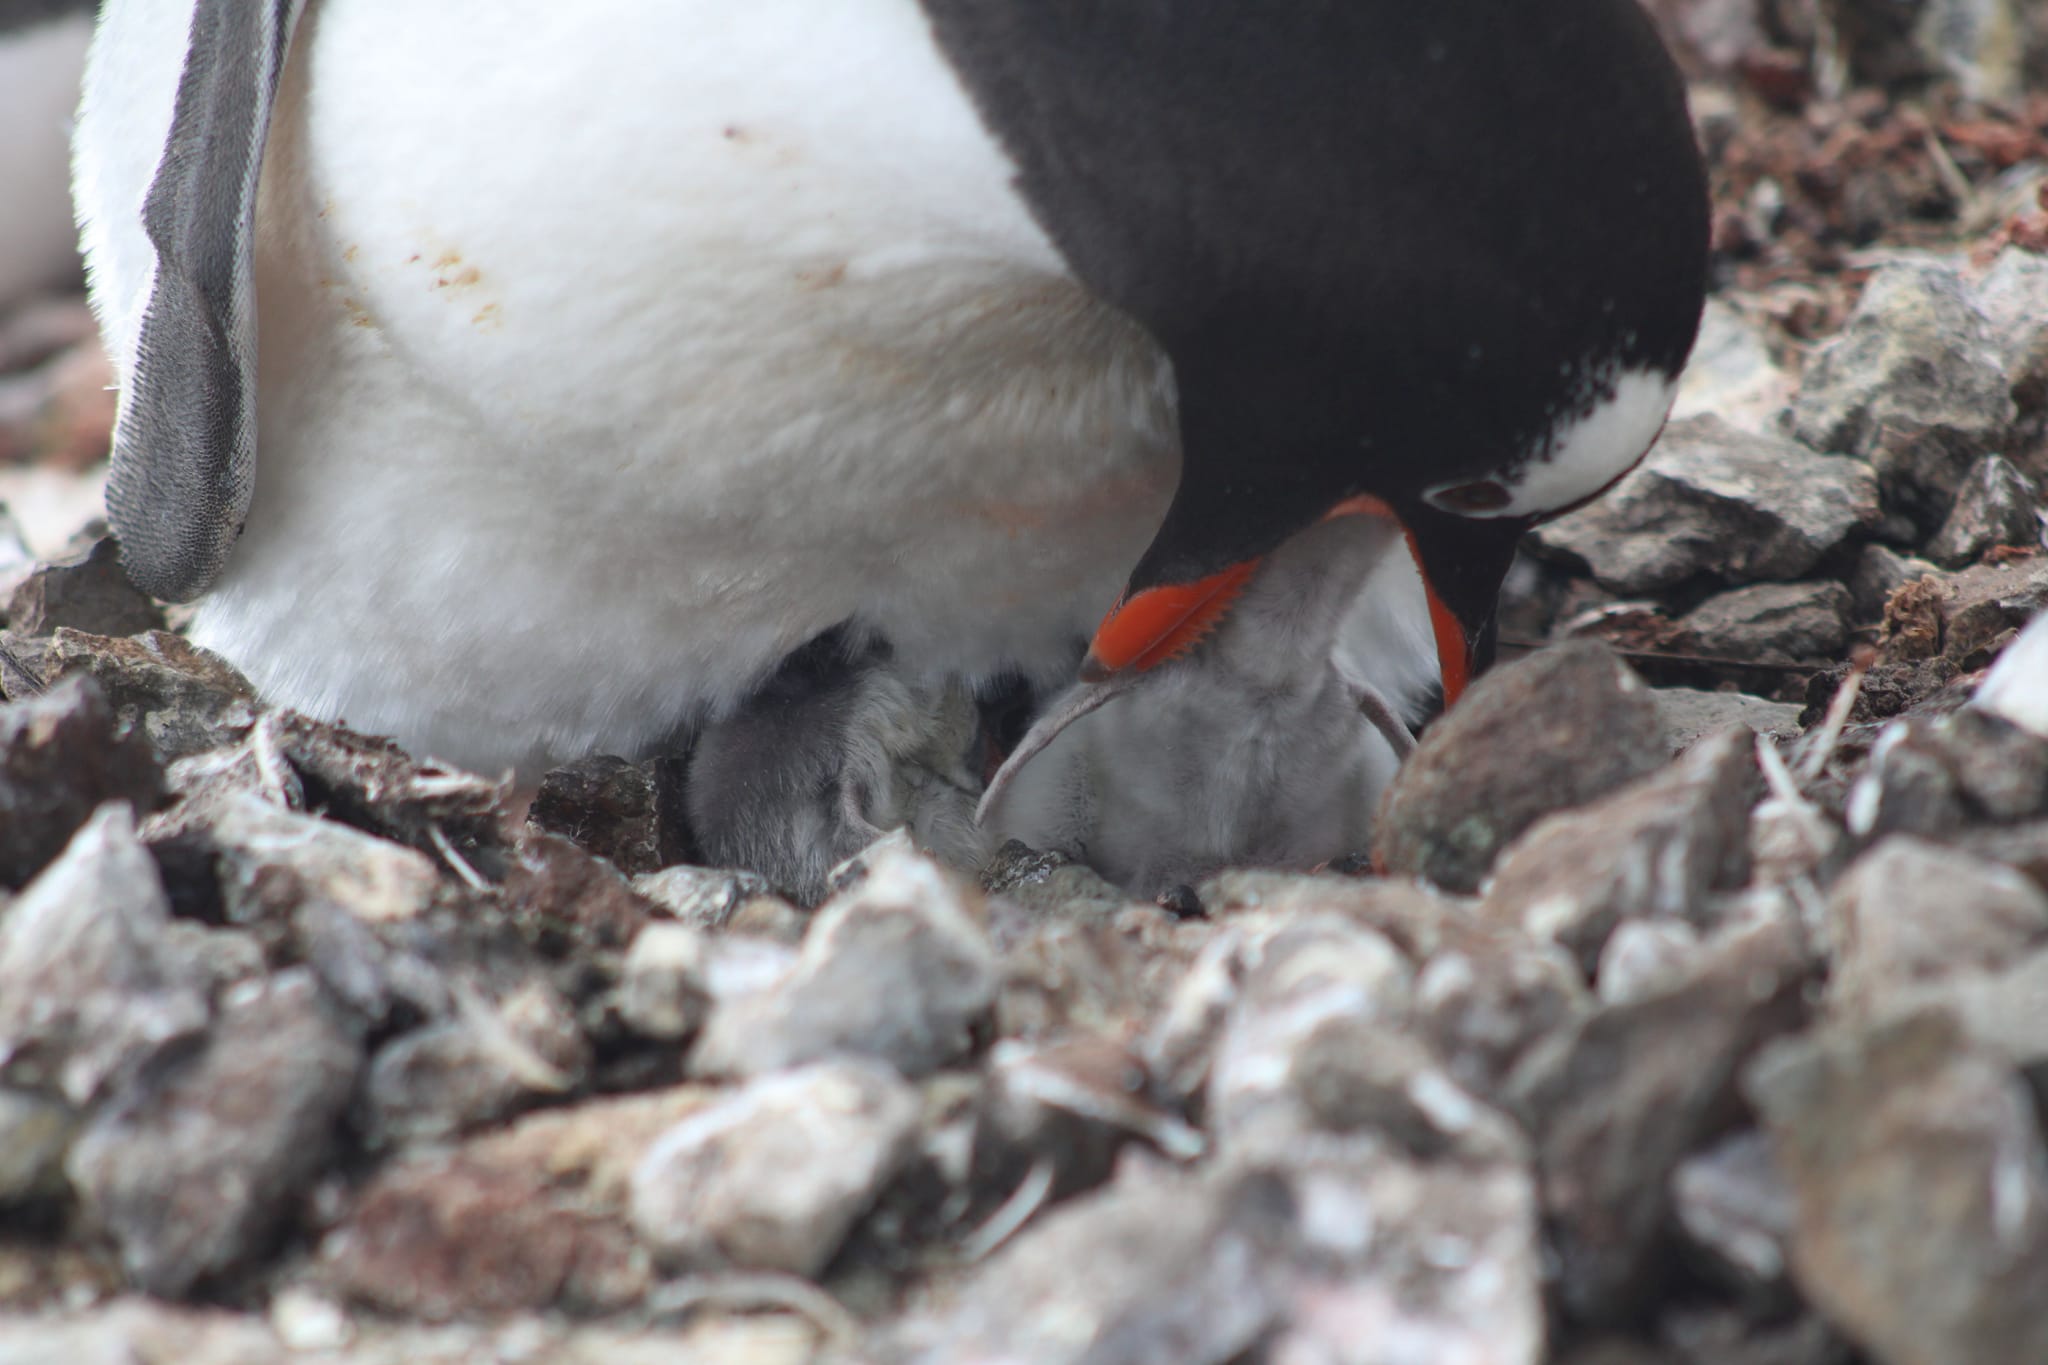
[5,7,2048,1365]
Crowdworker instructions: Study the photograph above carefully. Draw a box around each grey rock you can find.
[323,1088,696,1318]
[1205,916,1414,1144]
[1789,264,2018,528]
[1483,727,1759,974]
[1596,919,1703,1007]
[629,1059,920,1275]
[1411,919,1590,1101]
[4,536,163,639]
[993,912,1168,1041]
[68,969,361,1297]
[902,1165,1297,1365]
[42,629,257,761]
[264,712,507,861]
[1746,1010,2048,1365]
[361,976,589,1147]
[1654,687,1803,752]
[528,754,673,877]
[972,1035,1203,1208]
[0,675,161,889]
[629,863,788,932]
[1925,454,2043,566]
[1672,1130,1795,1294]
[1507,916,1810,1321]
[1678,581,1852,664]
[1827,836,2048,1013]
[1143,925,1247,1109]
[0,804,206,1104]
[1374,642,1667,894]
[1669,298,1795,432]
[0,1087,77,1204]
[615,923,711,1042]
[1847,543,1941,621]
[979,840,1133,921]
[690,840,996,1080]
[1975,246,2048,406]
[1533,415,1880,594]
[1265,1138,1544,1365]
[1847,707,2048,840]
[202,792,445,930]
[1889,943,2048,1074]
[904,1146,1543,1365]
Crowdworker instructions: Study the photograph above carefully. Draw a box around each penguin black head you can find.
[926,0,1710,701]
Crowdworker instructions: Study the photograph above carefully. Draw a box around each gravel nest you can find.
[4,7,2048,1364]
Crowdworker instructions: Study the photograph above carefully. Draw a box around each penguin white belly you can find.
[0,12,91,309]
[91,0,1179,774]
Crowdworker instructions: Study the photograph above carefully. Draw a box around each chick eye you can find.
[1422,479,1512,514]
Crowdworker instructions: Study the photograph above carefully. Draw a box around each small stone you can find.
[0,1088,77,1205]
[0,675,162,889]
[1789,263,2018,529]
[1826,836,2048,1012]
[898,1165,1299,1365]
[500,829,664,956]
[68,969,361,1297]
[1746,1010,2048,1365]
[323,1087,702,1318]
[1677,581,1852,664]
[4,536,162,639]
[616,923,712,1042]
[994,915,1162,1042]
[201,792,446,929]
[1653,687,1803,752]
[1483,727,1758,973]
[1411,920,1590,1101]
[41,629,257,761]
[528,754,676,877]
[361,976,589,1148]
[1925,454,2044,566]
[630,862,788,933]
[1507,917,1809,1321]
[1374,642,1667,894]
[979,839,1133,921]
[690,839,997,1080]
[972,1035,1203,1208]
[265,712,506,861]
[267,1288,352,1352]
[1975,246,2048,407]
[1672,1130,1795,1294]
[1847,707,2048,839]
[1533,416,1881,595]
[1205,916,1414,1143]
[1669,298,1796,430]
[1596,919,1703,1007]
[629,1059,920,1275]
[1847,543,1941,621]
[0,804,206,1105]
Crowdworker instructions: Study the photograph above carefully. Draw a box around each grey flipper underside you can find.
[103,0,306,601]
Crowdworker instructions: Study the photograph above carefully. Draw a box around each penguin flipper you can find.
[100,0,307,602]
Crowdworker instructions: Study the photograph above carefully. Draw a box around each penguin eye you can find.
[1422,479,1513,515]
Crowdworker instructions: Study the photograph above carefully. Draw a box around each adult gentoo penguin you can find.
[74,2,1708,896]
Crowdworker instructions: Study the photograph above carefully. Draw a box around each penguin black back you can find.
[923,1,1710,582]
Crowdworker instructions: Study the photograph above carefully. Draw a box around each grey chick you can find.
[981,513,1438,898]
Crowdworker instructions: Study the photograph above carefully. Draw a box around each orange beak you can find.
[1081,494,1476,704]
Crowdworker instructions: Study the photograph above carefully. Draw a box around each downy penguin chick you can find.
[982,513,1437,898]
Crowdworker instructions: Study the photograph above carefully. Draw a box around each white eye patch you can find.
[1424,365,1678,520]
